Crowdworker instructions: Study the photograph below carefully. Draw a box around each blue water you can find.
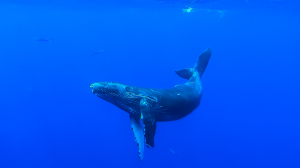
[0,0,300,167]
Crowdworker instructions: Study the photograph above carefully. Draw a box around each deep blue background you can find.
[0,0,300,167]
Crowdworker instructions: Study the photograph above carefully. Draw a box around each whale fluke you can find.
[175,47,211,79]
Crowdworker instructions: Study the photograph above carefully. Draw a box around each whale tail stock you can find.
[175,48,211,79]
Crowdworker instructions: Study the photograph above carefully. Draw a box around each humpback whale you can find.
[90,48,211,161]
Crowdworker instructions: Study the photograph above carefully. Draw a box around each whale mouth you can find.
[90,83,106,95]
[90,83,107,99]
[90,84,95,94]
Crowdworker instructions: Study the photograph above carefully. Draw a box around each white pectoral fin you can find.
[130,115,145,161]
[140,98,156,148]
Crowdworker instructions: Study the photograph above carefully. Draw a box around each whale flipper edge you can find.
[130,115,145,161]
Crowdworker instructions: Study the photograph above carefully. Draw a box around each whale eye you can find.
[125,87,132,92]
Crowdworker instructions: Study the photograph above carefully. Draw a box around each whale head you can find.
[90,82,142,114]
[90,82,127,102]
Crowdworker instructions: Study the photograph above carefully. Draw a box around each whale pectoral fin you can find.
[140,98,156,148]
[175,68,194,79]
[130,115,145,161]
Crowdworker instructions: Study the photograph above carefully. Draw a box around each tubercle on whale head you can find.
[90,82,125,96]
[90,82,139,104]
[90,82,153,108]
